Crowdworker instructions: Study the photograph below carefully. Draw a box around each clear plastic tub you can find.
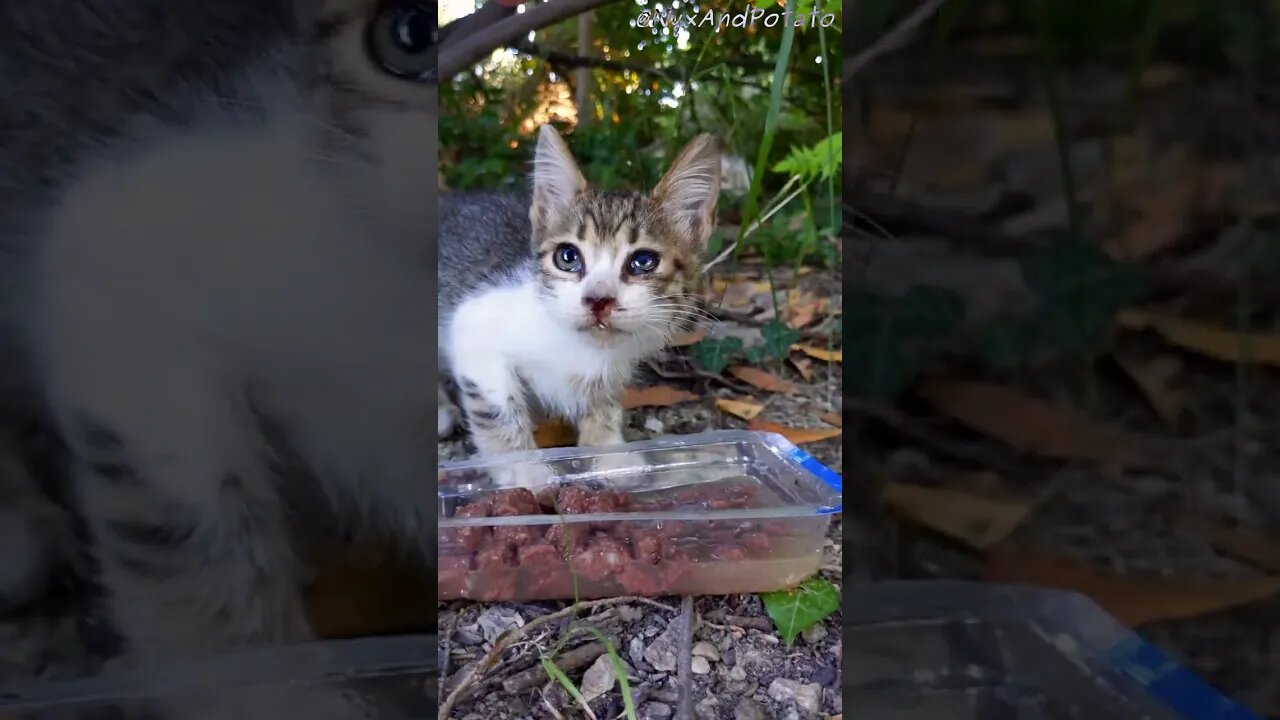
[437,430,843,602]
[0,634,437,719]
[842,582,1261,720]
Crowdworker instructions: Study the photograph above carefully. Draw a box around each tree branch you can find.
[439,0,631,80]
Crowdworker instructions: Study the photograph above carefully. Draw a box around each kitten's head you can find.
[528,125,721,349]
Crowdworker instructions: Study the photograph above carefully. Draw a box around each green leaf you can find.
[689,336,743,374]
[977,316,1038,371]
[760,320,802,361]
[845,341,919,400]
[540,656,597,718]
[842,286,965,399]
[760,577,839,646]
[772,132,843,180]
[1022,238,1146,355]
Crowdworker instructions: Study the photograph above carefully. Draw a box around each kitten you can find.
[0,0,434,717]
[438,125,721,464]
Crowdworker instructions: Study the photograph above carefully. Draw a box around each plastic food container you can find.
[437,430,843,602]
[0,634,437,719]
[842,581,1261,720]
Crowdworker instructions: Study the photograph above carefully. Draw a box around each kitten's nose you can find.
[583,295,617,319]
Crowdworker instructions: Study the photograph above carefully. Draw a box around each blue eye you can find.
[627,250,660,275]
[554,244,583,272]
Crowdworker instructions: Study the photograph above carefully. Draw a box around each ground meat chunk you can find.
[739,532,773,554]
[450,501,492,551]
[632,532,665,565]
[572,535,632,582]
[475,543,516,570]
[545,523,589,553]
[490,488,541,516]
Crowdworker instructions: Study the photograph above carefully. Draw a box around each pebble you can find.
[728,664,748,681]
[801,624,828,644]
[618,605,644,623]
[475,607,524,646]
[733,697,768,720]
[643,622,679,673]
[629,637,647,669]
[690,656,711,675]
[638,702,672,720]
[691,641,721,661]
[768,677,823,715]
[811,664,838,687]
[580,654,617,701]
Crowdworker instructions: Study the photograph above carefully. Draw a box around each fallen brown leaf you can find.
[620,385,699,409]
[1117,309,1280,366]
[746,419,841,444]
[918,380,1143,466]
[882,483,1033,550]
[983,546,1280,626]
[533,418,577,448]
[786,294,827,329]
[728,366,798,395]
[669,328,707,347]
[790,356,815,381]
[792,344,842,363]
[715,397,764,421]
[1185,515,1280,574]
[818,412,842,427]
[1115,353,1187,429]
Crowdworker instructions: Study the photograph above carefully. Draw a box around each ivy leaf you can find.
[689,336,743,374]
[760,320,802,361]
[760,577,840,646]
[1022,238,1145,355]
[843,286,965,399]
[845,341,919,400]
[977,316,1039,371]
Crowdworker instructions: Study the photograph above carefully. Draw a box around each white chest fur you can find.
[444,281,651,421]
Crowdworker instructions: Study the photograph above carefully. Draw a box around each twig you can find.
[845,0,951,80]
[502,640,609,693]
[439,596,676,718]
[675,596,695,720]
[847,397,1018,472]
[439,0,630,79]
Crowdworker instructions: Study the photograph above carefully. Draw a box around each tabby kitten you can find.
[438,126,721,462]
[0,0,434,717]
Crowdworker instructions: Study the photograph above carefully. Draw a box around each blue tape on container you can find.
[1105,634,1262,720]
[786,445,842,496]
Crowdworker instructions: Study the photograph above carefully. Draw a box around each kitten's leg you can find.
[437,382,460,440]
[578,398,640,478]
[452,359,552,485]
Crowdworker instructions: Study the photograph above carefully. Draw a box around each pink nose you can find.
[584,296,616,318]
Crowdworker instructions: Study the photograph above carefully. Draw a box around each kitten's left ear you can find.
[530,124,587,243]
[653,134,722,249]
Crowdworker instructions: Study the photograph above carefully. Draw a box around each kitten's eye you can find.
[626,250,660,276]
[553,244,583,273]
[366,1,436,81]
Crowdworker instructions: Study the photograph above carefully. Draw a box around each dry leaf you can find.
[728,366,798,395]
[715,397,764,421]
[790,356,815,381]
[818,412,842,427]
[620,385,699,409]
[983,546,1280,626]
[1117,309,1280,366]
[1185,516,1280,574]
[882,483,1032,550]
[746,419,841,444]
[1115,353,1187,428]
[919,380,1143,466]
[792,344,842,363]
[304,543,434,639]
[786,294,827,329]
[534,418,577,448]
[669,328,707,347]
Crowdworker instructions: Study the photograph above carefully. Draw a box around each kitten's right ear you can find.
[530,125,586,241]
